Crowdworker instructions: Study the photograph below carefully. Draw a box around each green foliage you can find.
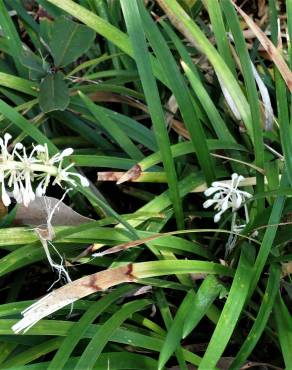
[0,0,291,369]
[49,16,95,68]
[39,71,70,112]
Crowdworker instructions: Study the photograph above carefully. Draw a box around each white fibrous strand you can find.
[0,133,89,207]
[11,291,77,334]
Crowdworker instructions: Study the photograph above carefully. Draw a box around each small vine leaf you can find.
[39,71,70,113]
[49,16,95,67]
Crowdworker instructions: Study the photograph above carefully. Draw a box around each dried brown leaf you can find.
[232,1,292,92]
[13,196,92,226]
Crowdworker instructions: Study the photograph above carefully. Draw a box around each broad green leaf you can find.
[39,71,70,113]
[20,49,50,81]
[40,18,53,47]
[49,16,95,67]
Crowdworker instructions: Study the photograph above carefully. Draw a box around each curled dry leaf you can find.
[13,196,92,226]
[281,262,292,278]
[12,263,136,333]
[115,164,142,185]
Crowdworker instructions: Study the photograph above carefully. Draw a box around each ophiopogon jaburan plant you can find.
[0,0,291,369]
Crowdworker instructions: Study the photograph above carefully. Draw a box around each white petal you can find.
[80,176,89,187]
[214,211,223,223]
[2,192,11,206]
[61,148,74,157]
[234,193,242,209]
[34,145,45,152]
[221,197,229,212]
[204,187,220,196]
[4,133,12,143]
[36,184,44,197]
[203,199,217,208]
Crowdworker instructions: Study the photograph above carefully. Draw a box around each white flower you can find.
[203,173,252,222]
[0,134,89,207]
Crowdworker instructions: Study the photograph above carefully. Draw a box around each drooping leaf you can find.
[19,49,50,81]
[49,16,95,67]
[39,71,70,113]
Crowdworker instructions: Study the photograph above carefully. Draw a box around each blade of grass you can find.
[0,0,25,74]
[1,338,63,368]
[156,289,188,370]
[182,275,223,337]
[0,72,37,96]
[138,2,215,184]
[120,0,184,228]
[156,0,253,140]
[159,276,223,369]
[48,285,134,370]
[274,292,292,368]
[220,0,265,210]
[249,170,287,295]
[74,299,151,370]
[78,91,144,160]
[198,246,253,369]
[0,318,202,366]
[203,0,237,76]
[230,264,280,369]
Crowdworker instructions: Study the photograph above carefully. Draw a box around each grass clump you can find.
[0,0,291,369]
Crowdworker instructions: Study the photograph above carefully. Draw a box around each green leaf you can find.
[48,285,135,370]
[19,49,50,81]
[39,71,70,113]
[74,299,151,370]
[198,247,253,369]
[121,0,184,229]
[138,3,215,184]
[0,0,25,75]
[158,289,195,369]
[0,72,38,96]
[182,275,223,338]
[49,16,95,67]
[274,292,292,368]
[78,91,144,160]
[230,264,280,369]
[40,18,53,47]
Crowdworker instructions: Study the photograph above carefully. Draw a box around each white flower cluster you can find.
[0,133,89,207]
[203,173,252,223]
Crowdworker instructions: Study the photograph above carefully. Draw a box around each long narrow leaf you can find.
[120,0,184,228]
